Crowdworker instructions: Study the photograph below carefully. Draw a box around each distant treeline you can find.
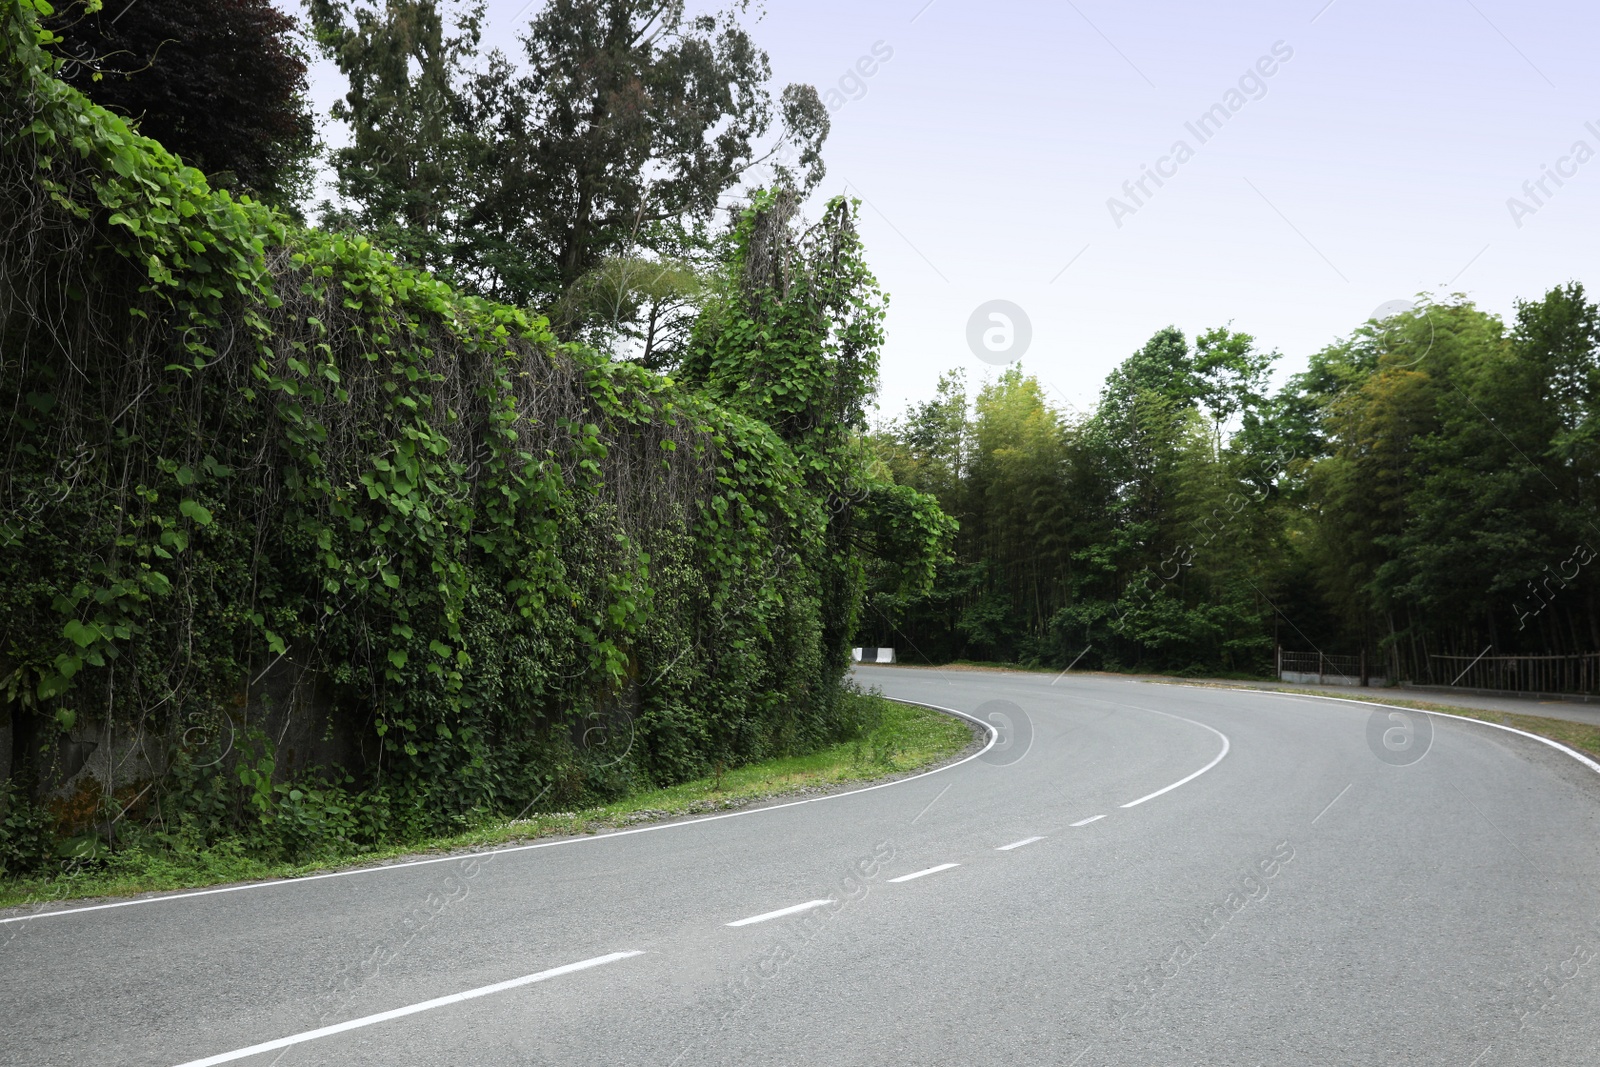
[866,289,1600,681]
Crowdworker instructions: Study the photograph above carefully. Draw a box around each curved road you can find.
[4,666,1600,1065]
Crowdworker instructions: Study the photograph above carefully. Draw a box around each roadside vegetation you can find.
[1,2,951,887]
[0,695,970,909]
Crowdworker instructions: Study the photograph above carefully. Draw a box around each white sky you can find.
[284,0,1600,421]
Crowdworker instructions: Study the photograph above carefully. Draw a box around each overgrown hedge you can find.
[0,0,933,871]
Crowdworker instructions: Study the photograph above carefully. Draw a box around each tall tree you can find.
[49,0,317,210]
[965,369,1071,647]
[1517,282,1600,502]
[475,0,827,308]
[306,0,486,278]
[682,189,949,665]
[310,0,829,340]
[878,369,970,509]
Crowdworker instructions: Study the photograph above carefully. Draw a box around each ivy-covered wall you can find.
[0,0,948,867]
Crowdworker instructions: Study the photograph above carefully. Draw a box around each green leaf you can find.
[52,653,83,681]
[388,648,409,668]
[36,673,70,701]
[62,619,98,648]
[179,499,213,526]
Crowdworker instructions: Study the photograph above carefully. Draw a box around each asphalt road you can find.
[1149,674,1600,729]
[5,667,1600,1066]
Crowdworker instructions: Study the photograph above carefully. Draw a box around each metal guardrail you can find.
[1278,649,1384,687]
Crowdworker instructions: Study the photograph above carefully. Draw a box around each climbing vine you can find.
[683,188,955,661]
[0,0,949,872]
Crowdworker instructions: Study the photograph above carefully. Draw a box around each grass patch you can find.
[0,695,973,911]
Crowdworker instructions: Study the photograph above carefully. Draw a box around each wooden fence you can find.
[1425,651,1600,695]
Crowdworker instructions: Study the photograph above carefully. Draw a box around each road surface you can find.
[4,666,1600,1065]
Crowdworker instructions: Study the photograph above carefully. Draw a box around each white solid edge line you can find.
[725,899,835,927]
[888,862,960,883]
[169,950,645,1067]
[1,700,996,926]
[996,836,1044,851]
[1070,815,1106,827]
[1118,709,1232,809]
[1206,685,1600,777]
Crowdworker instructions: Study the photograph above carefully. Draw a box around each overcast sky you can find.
[286,0,1600,421]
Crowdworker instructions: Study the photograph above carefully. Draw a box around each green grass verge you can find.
[0,696,973,911]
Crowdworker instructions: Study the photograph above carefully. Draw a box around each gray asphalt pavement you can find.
[1386,684,1600,727]
[4,667,1600,1065]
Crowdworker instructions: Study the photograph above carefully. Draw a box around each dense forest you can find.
[864,294,1600,683]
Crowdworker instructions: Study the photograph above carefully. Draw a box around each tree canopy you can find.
[870,290,1600,680]
[307,0,829,351]
[49,0,317,209]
